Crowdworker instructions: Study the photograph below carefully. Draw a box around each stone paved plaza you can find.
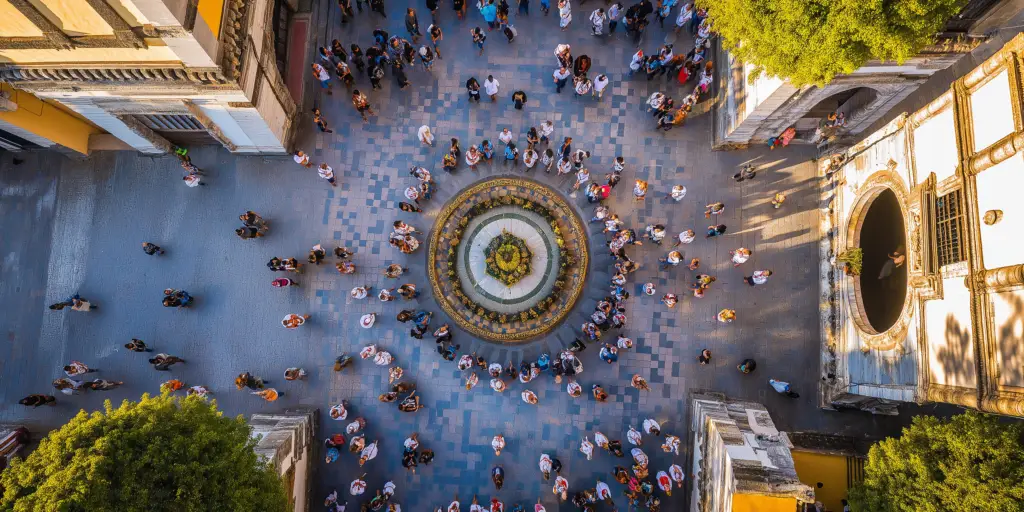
[0,1,942,510]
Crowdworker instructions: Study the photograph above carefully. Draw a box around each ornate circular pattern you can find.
[428,177,589,343]
[485,230,532,286]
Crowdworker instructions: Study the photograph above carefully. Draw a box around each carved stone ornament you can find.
[983,209,1003,225]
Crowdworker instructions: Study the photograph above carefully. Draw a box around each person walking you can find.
[471,27,487,56]
[744,269,773,286]
[608,2,623,33]
[558,0,572,30]
[705,224,727,238]
[428,24,444,59]
[125,338,152,352]
[737,358,756,373]
[149,353,185,371]
[141,242,165,256]
[733,164,756,182]
[484,75,500,101]
[318,163,338,187]
[19,394,56,407]
[313,108,333,133]
[769,379,799,398]
[481,0,498,28]
[698,349,711,365]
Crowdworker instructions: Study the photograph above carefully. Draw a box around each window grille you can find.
[934,190,965,267]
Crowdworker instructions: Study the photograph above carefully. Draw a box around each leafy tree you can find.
[698,0,967,86]
[848,411,1024,512]
[0,394,289,512]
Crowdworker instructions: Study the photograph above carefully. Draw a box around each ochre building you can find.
[0,0,297,154]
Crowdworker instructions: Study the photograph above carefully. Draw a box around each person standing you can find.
[429,24,444,58]
[466,76,482,101]
[312,63,332,95]
[608,2,623,33]
[481,0,498,29]
[419,45,436,69]
[512,90,528,110]
[406,9,422,43]
[589,8,606,35]
[594,74,609,99]
[370,0,387,17]
[313,108,333,133]
[125,338,152,352]
[318,163,338,187]
[504,143,520,167]
[352,90,375,121]
[553,66,571,93]
[484,75,500,101]
[540,120,554,144]
[418,125,436,146]
[558,0,572,30]
[472,27,487,56]
[141,242,165,255]
[293,150,313,168]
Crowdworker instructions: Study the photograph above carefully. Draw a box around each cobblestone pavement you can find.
[0,1,946,510]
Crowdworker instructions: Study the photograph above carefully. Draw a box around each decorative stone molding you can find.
[114,115,173,154]
[0,66,231,85]
[981,392,1024,417]
[219,0,252,81]
[82,0,146,49]
[969,131,1024,175]
[982,209,1003,225]
[182,100,238,152]
[968,264,1024,293]
[927,384,979,408]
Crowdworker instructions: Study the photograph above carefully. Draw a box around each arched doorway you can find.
[857,188,907,332]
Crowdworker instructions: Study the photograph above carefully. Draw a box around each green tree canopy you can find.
[1,394,288,512]
[848,411,1024,512]
[698,0,967,86]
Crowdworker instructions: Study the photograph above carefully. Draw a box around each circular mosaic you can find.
[429,177,589,343]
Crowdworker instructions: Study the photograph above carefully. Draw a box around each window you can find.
[934,190,965,267]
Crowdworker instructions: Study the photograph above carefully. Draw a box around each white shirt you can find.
[484,78,500,95]
[523,150,538,167]
[678,231,695,243]
[294,153,308,165]
[594,76,609,92]
[671,185,686,200]
[498,130,512,144]
[553,68,571,81]
[575,169,590,185]
[589,9,605,25]
[318,165,334,179]
[752,270,770,285]
[540,122,554,137]
[418,125,433,142]
[314,64,330,81]
[608,4,621,19]
[557,159,572,175]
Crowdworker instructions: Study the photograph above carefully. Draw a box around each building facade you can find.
[712,0,1005,150]
[688,392,814,512]
[819,33,1024,417]
[0,0,297,155]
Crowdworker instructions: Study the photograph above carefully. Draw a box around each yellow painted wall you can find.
[0,0,45,37]
[731,494,797,512]
[30,0,113,36]
[197,0,224,38]
[0,46,180,64]
[792,451,851,512]
[0,85,103,154]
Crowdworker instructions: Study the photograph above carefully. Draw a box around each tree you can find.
[0,394,289,512]
[698,0,967,86]
[848,411,1024,512]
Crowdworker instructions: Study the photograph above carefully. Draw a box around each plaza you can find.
[0,0,977,509]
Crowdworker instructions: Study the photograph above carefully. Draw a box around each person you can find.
[769,379,799,398]
[633,179,647,200]
[284,367,307,380]
[370,0,386,16]
[19,394,56,407]
[418,125,436,146]
[730,247,751,266]
[491,465,505,490]
[399,202,422,213]
[705,224,727,238]
[312,62,332,95]
[522,147,539,170]
[744,269,773,287]
[282,313,310,328]
[84,379,123,391]
[351,90,375,121]
[589,8,606,34]
[717,308,736,323]
[521,390,539,404]
[698,348,711,365]
[466,76,482,101]
[593,74,609,99]
[406,8,421,42]
[124,338,152,352]
[628,48,645,76]
[253,388,280,401]
[631,374,650,391]
[512,90,528,109]
[878,246,906,279]
[733,164,756,182]
[141,242,165,256]
[149,353,184,371]
[418,45,436,70]
[558,0,571,29]
[484,75,500,101]
[573,75,592,97]
[481,0,498,28]
[293,150,313,168]
[592,384,608,402]
[471,27,487,56]
[316,163,337,188]
[504,143,520,167]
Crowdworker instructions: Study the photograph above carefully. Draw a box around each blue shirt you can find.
[504,146,517,160]
[481,4,497,21]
